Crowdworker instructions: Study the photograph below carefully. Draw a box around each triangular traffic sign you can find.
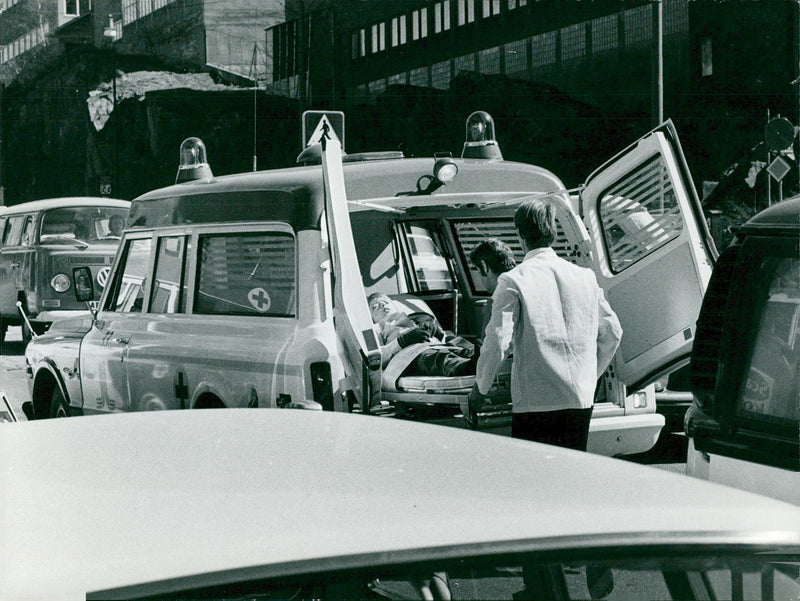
[307,115,339,147]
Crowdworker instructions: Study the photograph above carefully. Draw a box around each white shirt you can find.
[475,247,622,412]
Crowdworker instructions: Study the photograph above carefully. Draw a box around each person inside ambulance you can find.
[368,292,476,378]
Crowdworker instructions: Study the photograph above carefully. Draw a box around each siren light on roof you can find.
[175,137,214,184]
[462,111,503,160]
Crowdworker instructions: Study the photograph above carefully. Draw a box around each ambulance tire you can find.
[50,386,81,418]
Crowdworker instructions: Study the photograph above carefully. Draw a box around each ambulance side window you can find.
[398,221,454,292]
[105,238,152,313]
[149,235,189,314]
[195,231,296,317]
[598,154,682,272]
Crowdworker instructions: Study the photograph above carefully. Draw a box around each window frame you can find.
[102,232,154,314]
[395,219,457,294]
[595,153,684,274]
[148,234,190,315]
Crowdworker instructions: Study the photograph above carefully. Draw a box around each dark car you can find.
[686,195,800,504]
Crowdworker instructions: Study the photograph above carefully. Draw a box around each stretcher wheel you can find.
[463,407,479,430]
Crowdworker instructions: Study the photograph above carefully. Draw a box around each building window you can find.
[388,72,408,86]
[399,15,407,44]
[478,47,501,74]
[591,15,618,53]
[64,0,79,16]
[442,0,451,30]
[700,36,713,77]
[455,53,475,74]
[624,6,651,47]
[420,8,428,38]
[410,66,428,86]
[504,40,526,75]
[431,60,451,89]
[379,22,386,51]
[531,32,557,67]
[482,0,500,17]
[561,23,586,61]
[458,0,475,25]
[391,17,399,46]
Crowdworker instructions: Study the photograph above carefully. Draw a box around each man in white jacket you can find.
[468,199,622,451]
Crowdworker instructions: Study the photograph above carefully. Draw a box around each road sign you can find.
[764,117,796,151]
[767,155,791,182]
[302,110,344,151]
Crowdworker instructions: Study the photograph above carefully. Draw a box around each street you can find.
[1,325,688,472]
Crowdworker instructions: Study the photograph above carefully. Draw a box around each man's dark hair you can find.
[514,200,556,249]
[469,238,516,275]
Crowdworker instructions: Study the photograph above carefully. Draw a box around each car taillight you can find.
[310,362,334,411]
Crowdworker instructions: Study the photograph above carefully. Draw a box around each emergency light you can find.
[175,137,214,184]
[462,111,503,160]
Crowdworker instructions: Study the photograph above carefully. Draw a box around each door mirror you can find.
[73,266,94,302]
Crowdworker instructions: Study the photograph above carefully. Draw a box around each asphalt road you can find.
[1,325,687,472]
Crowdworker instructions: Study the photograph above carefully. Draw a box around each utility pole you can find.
[103,15,118,196]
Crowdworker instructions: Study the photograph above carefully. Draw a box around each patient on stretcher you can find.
[368,292,477,378]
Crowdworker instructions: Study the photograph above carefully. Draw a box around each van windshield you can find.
[39,207,128,244]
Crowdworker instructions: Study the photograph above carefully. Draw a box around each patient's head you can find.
[368,292,396,323]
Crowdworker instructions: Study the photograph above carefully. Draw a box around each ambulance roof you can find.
[128,157,565,231]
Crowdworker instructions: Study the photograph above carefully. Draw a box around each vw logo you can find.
[97,267,111,288]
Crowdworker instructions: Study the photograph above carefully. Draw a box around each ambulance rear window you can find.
[195,231,296,317]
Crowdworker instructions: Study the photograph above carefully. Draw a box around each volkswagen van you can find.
[686,195,800,504]
[0,197,130,347]
[24,112,716,457]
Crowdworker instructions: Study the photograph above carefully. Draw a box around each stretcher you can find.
[375,294,512,428]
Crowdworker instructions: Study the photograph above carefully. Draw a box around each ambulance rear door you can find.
[580,120,717,390]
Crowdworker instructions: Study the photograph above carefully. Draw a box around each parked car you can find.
[24,112,717,457]
[686,194,800,504]
[0,197,130,345]
[2,409,799,600]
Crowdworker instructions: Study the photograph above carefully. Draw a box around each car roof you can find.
[128,158,565,230]
[738,193,800,235]
[0,197,130,214]
[4,410,799,599]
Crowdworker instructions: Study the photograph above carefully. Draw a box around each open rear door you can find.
[581,120,717,390]
[320,134,382,412]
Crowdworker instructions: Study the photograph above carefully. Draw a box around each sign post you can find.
[765,116,797,205]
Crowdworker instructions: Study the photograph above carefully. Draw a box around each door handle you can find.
[114,337,130,344]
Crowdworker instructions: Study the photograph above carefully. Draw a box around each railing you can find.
[0,22,50,65]
[122,0,177,25]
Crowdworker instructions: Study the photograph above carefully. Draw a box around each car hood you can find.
[3,410,799,600]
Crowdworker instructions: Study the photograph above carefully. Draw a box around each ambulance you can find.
[24,111,717,456]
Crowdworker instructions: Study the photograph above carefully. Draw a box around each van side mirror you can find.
[73,266,94,302]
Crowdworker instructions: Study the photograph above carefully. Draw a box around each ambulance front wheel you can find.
[50,385,81,418]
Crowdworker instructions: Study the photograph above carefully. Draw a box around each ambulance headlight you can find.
[50,273,71,293]
[175,137,214,184]
[462,111,503,160]
[433,157,458,183]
